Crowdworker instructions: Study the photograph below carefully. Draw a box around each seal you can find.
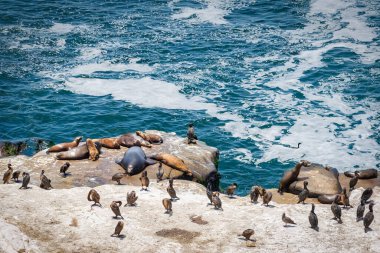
[117,133,152,148]
[93,138,120,149]
[136,131,163,144]
[47,136,82,153]
[115,146,156,176]
[56,142,101,160]
[318,194,341,204]
[324,166,339,179]
[344,169,378,179]
[149,153,192,176]
[278,160,311,194]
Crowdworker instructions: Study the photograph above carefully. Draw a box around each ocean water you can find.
[1,0,379,194]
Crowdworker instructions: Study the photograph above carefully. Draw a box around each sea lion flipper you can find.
[145,158,157,166]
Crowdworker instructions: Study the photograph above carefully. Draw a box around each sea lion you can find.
[162,198,172,214]
[363,202,375,233]
[3,164,13,184]
[19,172,30,189]
[117,133,152,148]
[324,165,339,179]
[156,162,164,182]
[111,221,124,237]
[278,160,311,194]
[139,170,149,191]
[125,191,138,206]
[250,186,261,203]
[167,178,179,201]
[309,203,318,231]
[116,146,156,176]
[262,189,272,206]
[93,138,120,149]
[226,183,238,198]
[356,200,365,222]
[110,201,124,219]
[56,142,101,160]
[282,213,296,227]
[149,153,192,176]
[239,229,255,241]
[12,170,21,182]
[361,188,373,203]
[187,123,198,144]
[344,169,378,179]
[318,194,341,204]
[297,181,309,204]
[86,139,99,161]
[331,195,342,223]
[112,173,124,185]
[40,170,52,190]
[88,189,102,208]
[47,136,82,153]
[59,162,70,177]
[136,131,163,144]
[349,171,359,191]
[211,192,223,210]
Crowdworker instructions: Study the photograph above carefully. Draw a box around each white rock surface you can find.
[0,182,378,253]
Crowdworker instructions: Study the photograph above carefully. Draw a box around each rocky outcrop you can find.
[0,131,219,189]
[288,163,342,197]
[0,182,378,253]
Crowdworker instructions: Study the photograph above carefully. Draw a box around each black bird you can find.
[363,202,375,233]
[356,200,365,222]
[309,203,318,231]
[331,195,342,224]
[361,188,373,203]
[349,171,359,191]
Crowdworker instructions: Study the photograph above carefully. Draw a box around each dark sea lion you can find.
[12,170,21,182]
[117,133,152,148]
[115,146,156,176]
[318,194,339,204]
[239,229,254,241]
[324,166,339,179]
[93,138,120,149]
[56,142,101,160]
[282,213,296,227]
[19,172,30,189]
[349,171,359,191]
[226,183,238,198]
[356,200,365,222]
[150,153,192,176]
[136,131,163,144]
[278,160,311,193]
[309,203,318,231]
[111,221,124,237]
[3,164,13,184]
[363,202,375,233]
[47,136,82,153]
[344,169,378,179]
[187,123,198,144]
[331,195,342,223]
[297,181,309,204]
[361,188,373,203]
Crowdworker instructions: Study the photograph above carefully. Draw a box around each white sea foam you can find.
[49,23,75,34]
[231,148,255,164]
[79,48,103,60]
[70,60,154,75]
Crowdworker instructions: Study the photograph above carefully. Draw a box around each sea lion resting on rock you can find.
[117,134,152,148]
[93,138,120,149]
[344,169,378,179]
[150,153,192,176]
[47,136,82,153]
[278,160,311,193]
[116,146,156,176]
[318,194,344,205]
[56,142,101,160]
[136,131,163,144]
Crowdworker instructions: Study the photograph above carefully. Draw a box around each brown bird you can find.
[139,170,149,191]
[187,123,198,144]
[39,170,53,190]
[111,221,124,237]
[156,162,164,182]
[212,192,223,210]
[262,189,272,206]
[59,162,70,177]
[250,186,261,203]
[3,164,13,184]
[341,188,352,209]
[167,178,179,201]
[19,172,30,189]
[349,171,359,191]
[282,213,296,227]
[239,229,255,241]
[162,198,172,214]
[87,189,102,208]
[12,170,21,182]
[226,183,238,198]
[110,201,124,219]
[112,173,124,185]
[363,202,375,233]
[125,191,138,206]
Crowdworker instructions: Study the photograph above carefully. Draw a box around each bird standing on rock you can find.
[162,198,172,214]
[187,123,198,144]
[125,191,138,206]
[167,178,179,201]
[261,189,272,206]
[309,203,318,231]
[19,172,30,189]
[331,195,342,224]
[363,202,375,233]
[349,171,359,191]
[212,192,223,210]
[226,183,238,198]
[112,173,124,185]
[156,162,164,182]
[361,188,373,203]
[341,188,352,209]
[282,213,296,227]
[250,186,261,203]
[87,189,102,208]
[297,181,309,204]
[356,200,365,222]
[239,229,255,241]
[111,221,124,237]
[110,201,124,219]
[59,162,70,177]
[139,170,149,191]
[12,170,21,182]
[3,163,13,184]
[40,170,53,190]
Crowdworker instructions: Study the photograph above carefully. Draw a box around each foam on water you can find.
[70,60,154,75]
[49,23,75,34]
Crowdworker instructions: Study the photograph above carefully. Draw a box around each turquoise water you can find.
[1,0,379,194]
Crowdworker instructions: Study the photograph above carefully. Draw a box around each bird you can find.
[239,229,255,241]
[363,202,375,233]
[309,203,318,231]
[262,189,272,206]
[331,195,342,223]
[125,191,138,206]
[226,183,238,198]
[361,188,373,203]
[156,162,164,182]
[39,170,53,190]
[111,221,124,237]
[59,162,70,177]
[167,178,179,201]
[112,173,124,185]
[187,123,198,144]
[162,198,172,214]
[211,192,223,210]
[356,200,365,222]
[282,213,296,227]
[297,181,309,204]
[19,172,30,189]
[110,201,124,219]
[12,170,21,182]
[139,170,149,191]
[3,163,13,184]
[206,182,213,205]
[250,186,261,203]
[341,188,352,209]
[349,171,359,191]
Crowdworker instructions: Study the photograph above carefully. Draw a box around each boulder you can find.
[288,163,342,197]
[0,131,219,189]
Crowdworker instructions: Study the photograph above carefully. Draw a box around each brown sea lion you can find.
[282,213,296,227]
[136,131,163,144]
[318,194,342,204]
[226,183,238,198]
[3,164,13,184]
[93,138,120,149]
[47,136,82,153]
[117,134,152,148]
[110,201,124,219]
[278,160,311,194]
[56,142,101,160]
[344,169,378,179]
[88,189,102,208]
[86,139,99,161]
[150,153,192,176]
[111,221,124,237]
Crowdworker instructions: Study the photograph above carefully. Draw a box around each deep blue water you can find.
[1,0,379,194]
